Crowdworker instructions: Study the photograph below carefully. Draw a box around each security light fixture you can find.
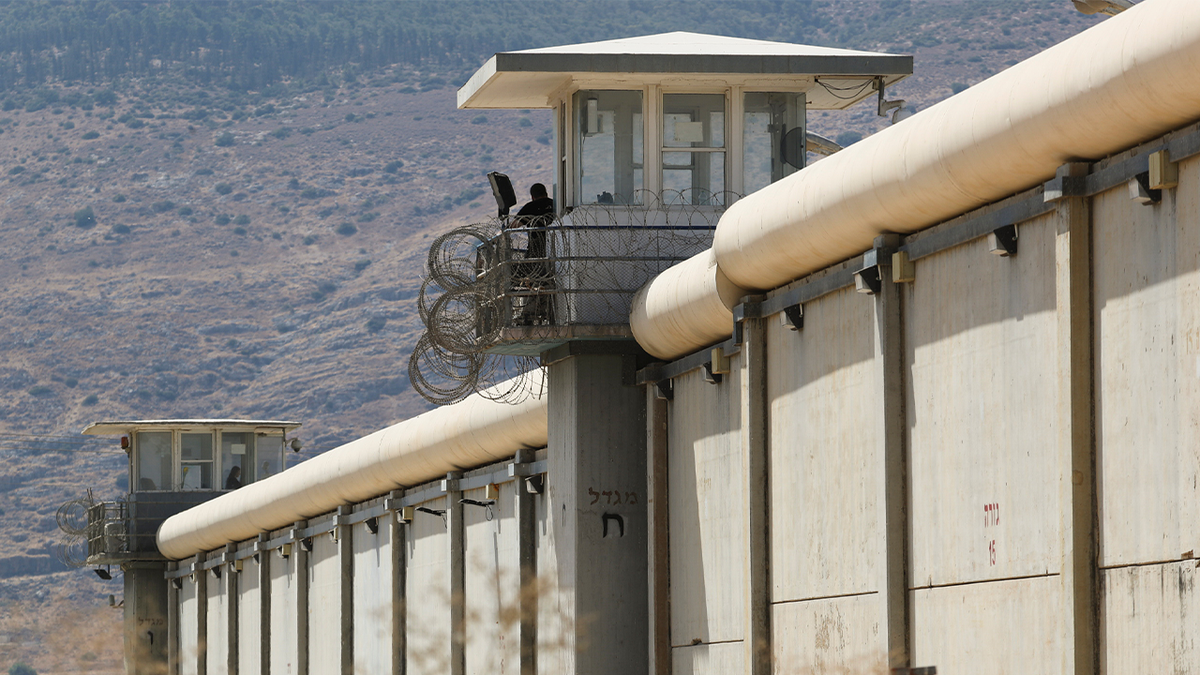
[95,567,113,580]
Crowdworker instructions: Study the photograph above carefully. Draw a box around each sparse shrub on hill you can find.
[365,316,387,332]
[194,168,214,176]
[952,82,969,94]
[9,661,37,675]
[81,394,98,406]
[215,131,235,147]
[9,165,25,175]
[214,182,233,195]
[73,206,95,228]
[336,223,357,236]
[215,214,231,225]
[112,224,130,235]
[384,160,403,173]
[271,127,292,139]
[233,214,250,226]
[151,200,175,213]
[837,130,863,146]
[112,194,126,203]
[81,130,99,139]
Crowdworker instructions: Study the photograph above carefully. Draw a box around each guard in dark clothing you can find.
[509,183,555,324]
[224,465,242,490]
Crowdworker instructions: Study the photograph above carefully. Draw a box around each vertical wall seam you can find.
[742,310,772,674]
[339,505,355,675]
[647,391,672,675]
[448,472,466,675]
[295,520,309,675]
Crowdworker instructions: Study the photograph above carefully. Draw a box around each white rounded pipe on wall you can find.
[157,371,548,560]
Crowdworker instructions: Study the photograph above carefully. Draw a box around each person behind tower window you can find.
[224,465,242,490]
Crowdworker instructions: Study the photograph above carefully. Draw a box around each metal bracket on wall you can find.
[781,304,804,331]
[655,379,674,401]
[988,224,1018,257]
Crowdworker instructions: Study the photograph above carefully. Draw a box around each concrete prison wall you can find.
[641,125,1200,673]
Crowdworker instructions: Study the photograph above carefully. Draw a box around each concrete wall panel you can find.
[269,550,298,675]
[766,286,880,601]
[910,575,1063,674]
[770,594,884,673]
[307,530,340,674]
[463,484,519,675]
[407,495,451,675]
[670,641,744,675]
[905,216,1060,586]
[205,569,227,673]
[179,577,199,675]
[238,555,261,674]
[1094,156,1200,567]
[668,367,745,645]
[353,517,394,675]
[535,487,567,675]
[1101,561,1199,673]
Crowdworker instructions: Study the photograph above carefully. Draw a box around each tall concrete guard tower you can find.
[446,32,912,674]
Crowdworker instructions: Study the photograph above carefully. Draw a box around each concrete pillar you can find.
[225,544,238,675]
[872,234,911,669]
[196,554,208,675]
[258,534,271,675]
[515,449,538,675]
[124,562,170,675]
[1051,162,1098,675]
[739,310,772,675]
[389,490,407,675]
[337,505,354,675]
[294,521,309,675]
[547,350,649,675]
[447,471,466,675]
[167,564,180,675]
[646,391,671,675]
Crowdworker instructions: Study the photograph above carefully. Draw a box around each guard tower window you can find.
[574,90,643,205]
[180,432,214,490]
[258,435,284,479]
[134,431,172,492]
[662,93,726,205]
[743,92,806,194]
[220,432,254,489]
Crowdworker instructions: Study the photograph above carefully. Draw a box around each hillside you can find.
[0,1,1106,671]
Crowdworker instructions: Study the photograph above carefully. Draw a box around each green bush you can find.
[112,223,131,235]
[471,114,488,125]
[27,386,53,397]
[271,127,292,139]
[232,226,247,235]
[178,206,194,216]
[951,82,969,95]
[215,132,235,147]
[233,214,250,226]
[81,130,100,139]
[9,661,37,675]
[365,316,387,332]
[215,214,231,225]
[151,200,175,213]
[73,206,96,228]
[383,160,403,173]
[302,234,318,245]
[335,223,357,236]
[194,168,214,176]
[214,182,233,195]
[518,117,532,127]
[354,259,371,272]
[8,165,25,175]
[112,194,126,203]
[81,394,99,406]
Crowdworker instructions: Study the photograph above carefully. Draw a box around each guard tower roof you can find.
[458,31,911,110]
[82,419,301,435]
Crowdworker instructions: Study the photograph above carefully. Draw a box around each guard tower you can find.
[71,419,299,675]
[453,32,912,354]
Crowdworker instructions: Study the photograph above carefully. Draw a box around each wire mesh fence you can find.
[410,190,734,406]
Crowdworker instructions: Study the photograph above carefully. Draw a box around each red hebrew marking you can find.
[983,503,1000,527]
[989,540,997,566]
[588,488,600,505]
[626,492,639,504]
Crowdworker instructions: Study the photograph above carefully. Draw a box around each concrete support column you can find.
[196,554,208,675]
[1051,162,1098,675]
[646,390,671,675]
[124,563,170,675]
[337,505,354,675]
[389,490,407,675]
[738,311,771,675]
[167,563,180,675]
[294,520,309,675]
[447,471,466,675]
[515,449,538,675]
[225,544,238,675]
[547,350,649,675]
[872,234,911,669]
[258,534,271,675]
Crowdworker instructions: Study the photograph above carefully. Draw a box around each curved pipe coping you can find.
[632,0,1200,360]
[157,370,548,560]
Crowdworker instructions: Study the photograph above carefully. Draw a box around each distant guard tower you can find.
[432,32,911,360]
[73,419,299,675]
